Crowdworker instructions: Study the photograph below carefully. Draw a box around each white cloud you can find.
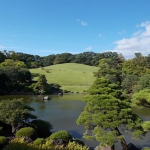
[111,21,150,59]
[81,21,87,26]
[0,45,5,49]
[98,33,102,37]
[84,46,92,51]
[118,30,126,34]
[77,19,87,26]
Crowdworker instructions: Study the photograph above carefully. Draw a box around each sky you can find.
[0,0,150,59]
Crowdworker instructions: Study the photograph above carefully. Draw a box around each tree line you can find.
[0,50,124,68]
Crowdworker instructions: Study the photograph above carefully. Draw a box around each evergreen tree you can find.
[77,78,147,150]
[0,99,37,133]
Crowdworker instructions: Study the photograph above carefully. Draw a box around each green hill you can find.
[30,63,98,92]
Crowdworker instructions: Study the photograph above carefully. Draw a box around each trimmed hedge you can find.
[33,138,46,146]
[48,130,72,143]
[31,119,53,137]
[0,136,7,148]
[15,127,38,140]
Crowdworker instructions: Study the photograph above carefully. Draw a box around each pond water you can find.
[0,94,150,150]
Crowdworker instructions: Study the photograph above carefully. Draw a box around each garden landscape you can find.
[1,1,150,150]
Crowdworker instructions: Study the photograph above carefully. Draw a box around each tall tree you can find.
[77,78,147,150]
[33,75,51,94]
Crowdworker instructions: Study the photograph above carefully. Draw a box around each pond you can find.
[0,94,150,150]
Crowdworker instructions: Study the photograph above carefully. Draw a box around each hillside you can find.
[30,63,98,92]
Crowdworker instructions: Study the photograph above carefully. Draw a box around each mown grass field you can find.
[30,63,98,92]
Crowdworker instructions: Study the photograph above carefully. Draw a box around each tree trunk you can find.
[12,125,16,134]
[115,127,128,150]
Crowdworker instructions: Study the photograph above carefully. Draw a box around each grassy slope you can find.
[30,63,98,92]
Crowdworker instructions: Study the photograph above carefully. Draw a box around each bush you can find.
[15,127,38,140]
[0,136,7,148]
[31,119,53,137]
[47,130,72,143]
[73,138,85,146]
[3,143,38,150]
[33,138,46,146]
[66,141,89,150]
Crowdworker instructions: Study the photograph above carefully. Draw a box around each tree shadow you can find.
[31,73,40,79]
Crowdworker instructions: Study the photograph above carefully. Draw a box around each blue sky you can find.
[0,0,150,58]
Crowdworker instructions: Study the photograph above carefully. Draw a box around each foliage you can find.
[122,56,150,76]
[31,119,53,137]
[33,138,46,146]
[77,78,147,149]
[65,141,89,150]
[3,143,39,150]
[3,141,90,150]
[94,58,122,85]
[133,74,150,92]
[33,75,51,94]
[16,127,38,140]
[0,59,27,68]
[0,98,37,133]
[132,89,150,108]
[0,136,7,148]
[48,130,72,143]
[122,74,139,93]
[73,138,85,146]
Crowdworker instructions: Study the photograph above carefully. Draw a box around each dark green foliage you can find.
[0,51,6,63]
[73,138,85,146]
[133,74,150,92]
[77,78,147,149]
[31,119,53,137]
[0,99,37,133]
[33,138,46,146]
[95,58,122,85]
[0,136,7,148]
[122,74,139,93]
[3,143,39,150]
[33,75,51,94]
[132,89,150,109]
[16,127,38,140]
[48,130,72,143]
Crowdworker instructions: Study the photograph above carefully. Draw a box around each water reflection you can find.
[0,95,150,149]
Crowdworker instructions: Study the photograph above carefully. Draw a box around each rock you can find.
[23,137,33,143]
[58,93,63,96]
[53,139,64,145]
[42,96,50,100]
[127,143,137,150]
[95,145,114,150]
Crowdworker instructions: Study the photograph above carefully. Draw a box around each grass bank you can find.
[30,63,98,92]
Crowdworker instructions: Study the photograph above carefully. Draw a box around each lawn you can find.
[30,63,98,92]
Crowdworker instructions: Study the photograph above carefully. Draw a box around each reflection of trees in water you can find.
[132,107,150,117]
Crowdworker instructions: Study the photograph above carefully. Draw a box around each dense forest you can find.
[0,50,150,96]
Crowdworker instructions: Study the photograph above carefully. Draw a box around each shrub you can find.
[0,136,7,148]
[31,119,53,138]
[48,130,72,143]
[3,143,38,150]
[33,138,45,146]
[45,69,50,73]
[73,138,85,146]
[15,127,38,140]
[66,141,89,150]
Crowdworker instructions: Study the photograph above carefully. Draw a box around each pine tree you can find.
[76,78,147,150]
